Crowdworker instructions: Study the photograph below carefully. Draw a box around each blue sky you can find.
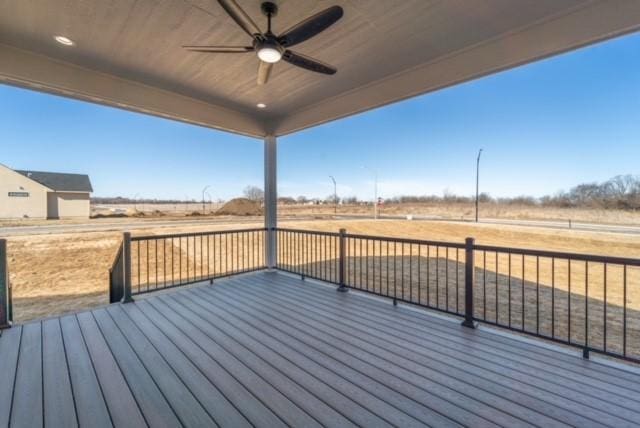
[1,32,639,201]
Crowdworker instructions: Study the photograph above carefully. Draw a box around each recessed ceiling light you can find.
[54,35,74,46]
[256,103,267,109]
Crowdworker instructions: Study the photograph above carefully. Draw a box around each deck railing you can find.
[109,226,639,363]
[0,239,12,329]
[109,228,266,302]
[275,228,640,364]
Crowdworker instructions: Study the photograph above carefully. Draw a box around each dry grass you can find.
[5,218,640,359]
[281,203,640,225]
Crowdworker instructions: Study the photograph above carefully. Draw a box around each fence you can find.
[275,228,640,364]
[109,228,266,302]
[0,239,12,329]
[108,226,640,363]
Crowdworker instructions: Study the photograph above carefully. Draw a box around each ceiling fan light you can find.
[257,46,282,63]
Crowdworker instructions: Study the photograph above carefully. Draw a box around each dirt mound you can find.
[215,198,263,216]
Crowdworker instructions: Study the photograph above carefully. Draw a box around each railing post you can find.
[122,232,134,303]
[337,229,349,292]
[462,237,477,328]
[0,239,11,329]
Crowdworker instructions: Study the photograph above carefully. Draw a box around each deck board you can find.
[11,322,43,428]
[235,273,640,426]
[42,318,78,428]
[75,311,147,428]
[116,303,251,428]
[59,315,113,428]
[2,271,640,427]
[0,326,21,428]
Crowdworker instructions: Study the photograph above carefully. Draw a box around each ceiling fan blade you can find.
[257,61,273,85]
[282,50,336,75]
[278,6,343,47]
[183,45,254,53]
[217,0,262,38]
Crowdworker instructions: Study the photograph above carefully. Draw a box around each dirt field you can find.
[5,218,640,359]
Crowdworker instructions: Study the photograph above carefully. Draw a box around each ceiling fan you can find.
[184,0,343,85]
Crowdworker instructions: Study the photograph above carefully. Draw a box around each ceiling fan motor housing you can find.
[261,2,278,17]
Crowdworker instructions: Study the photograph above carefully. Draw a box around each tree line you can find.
[277,175,640,210]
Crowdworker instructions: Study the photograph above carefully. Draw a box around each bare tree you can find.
[243,185,264,202]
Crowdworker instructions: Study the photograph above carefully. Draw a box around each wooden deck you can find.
[1,271,640,427]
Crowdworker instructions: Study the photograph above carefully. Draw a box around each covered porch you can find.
[2,1,640,426]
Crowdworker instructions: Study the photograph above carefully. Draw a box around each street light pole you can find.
[201,185,211,214]
[475,148,483,223]
[329,175,337,214]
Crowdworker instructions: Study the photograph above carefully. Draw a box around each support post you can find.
[0,239,11,329]
[264,135,277,269]
[462,237,477,328]
[123,232,134,303]
[337,229,348,292]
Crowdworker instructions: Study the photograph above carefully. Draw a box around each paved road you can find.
[364,214,640,235]
[0,217,268,237]
[2,214,639,237]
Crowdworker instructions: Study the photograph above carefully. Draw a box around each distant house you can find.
[0,164,93,219]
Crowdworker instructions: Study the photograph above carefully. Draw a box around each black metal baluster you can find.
[584,261,589,358]
[410,243,413,302]
[155,239,158,289]
[456,248,459,313]
[623,265,627,357]
[436,246,439,308]
[393,241,397,304]
[536,256,539,335]
[427,245,430,306]
[401,242,404,299]
[483,250,487,320]
[568,259,572,343]
[146,239,150,291]
[445,247,449,311]
[418,245,421,304]
[603,263,607,352]
[495,252,498,324]
[552,258,555,339]
[386,241,390,296]
[521,254,525,331]
[171,237,175,286]
[508,252,511,328]
[367,239,371,291]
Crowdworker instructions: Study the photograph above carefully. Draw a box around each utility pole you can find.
[475,148,483,223]
[201,185,211,214]
[329,175,337,214]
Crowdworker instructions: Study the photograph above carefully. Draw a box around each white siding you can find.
[0,164,49,219]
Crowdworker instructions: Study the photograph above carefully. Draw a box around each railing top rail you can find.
[343,232,466,249]
[275,227,340,237]
[131,227,266,241]
[473,243,640,266]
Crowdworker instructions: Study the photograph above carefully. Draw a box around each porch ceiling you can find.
[1,1,640,138]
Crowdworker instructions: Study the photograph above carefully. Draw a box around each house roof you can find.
[16,170,93,193]
[1,1,639,138]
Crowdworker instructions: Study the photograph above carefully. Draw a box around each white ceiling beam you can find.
[0,44,267,138]
[273,0,640,136]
